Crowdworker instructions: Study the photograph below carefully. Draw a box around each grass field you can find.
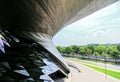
[66,57,120,80]
[84,64,120,80]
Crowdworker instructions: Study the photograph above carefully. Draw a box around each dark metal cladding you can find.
[0,0,118,82]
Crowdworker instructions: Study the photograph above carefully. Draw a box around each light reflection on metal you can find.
[0,33,10,53]
[0,29,65,82]
[40,75,54,82]
[14,70,30,76]
[39,58,60,81]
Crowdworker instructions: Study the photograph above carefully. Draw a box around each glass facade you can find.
[0,29,66,82]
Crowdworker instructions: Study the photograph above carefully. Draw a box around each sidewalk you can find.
[65,59,120,82]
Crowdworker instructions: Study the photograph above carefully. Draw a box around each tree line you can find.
[56,44,120,63]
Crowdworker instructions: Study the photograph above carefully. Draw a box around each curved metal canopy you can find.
[0,0,118,73]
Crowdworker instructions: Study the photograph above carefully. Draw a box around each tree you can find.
[117,44,120,58]
[95,45,106,55]
[86,46,93,59]
[63,46,73,54]
[102,52,108,62]
[56,46,63,53]
[107,46,120,64]
[79,46,87,58]
[71,45,80,54]
[110,50,120,64]
[94,45,108,61]
[117,44,120,51]
[94,52,99,61]
[87,45,95,55]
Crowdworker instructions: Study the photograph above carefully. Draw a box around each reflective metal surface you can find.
[0,29,66,82]
[0,0,118,81]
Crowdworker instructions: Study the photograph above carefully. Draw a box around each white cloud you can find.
[93,28,112,36]
[53,1,120,46]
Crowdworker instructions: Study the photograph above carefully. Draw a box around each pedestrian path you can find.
[65,59,120,82]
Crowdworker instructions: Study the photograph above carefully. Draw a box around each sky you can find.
[52,1,120,46]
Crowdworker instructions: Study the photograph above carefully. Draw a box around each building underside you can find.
[0,0,118,82]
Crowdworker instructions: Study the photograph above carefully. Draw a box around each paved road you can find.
[84,60,120,72]
[71,58,120,72]
[65,59,120,82]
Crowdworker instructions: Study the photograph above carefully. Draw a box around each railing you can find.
[62,54,120,64]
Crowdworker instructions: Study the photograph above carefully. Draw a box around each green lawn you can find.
[84,64,120,80]
[66,57,120,80]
